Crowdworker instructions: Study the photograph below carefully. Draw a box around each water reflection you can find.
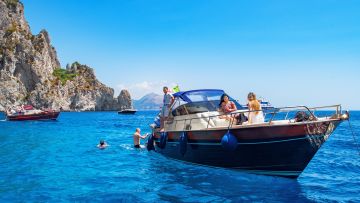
[147,154,313,202]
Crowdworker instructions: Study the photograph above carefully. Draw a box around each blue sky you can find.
[22,0,360,109]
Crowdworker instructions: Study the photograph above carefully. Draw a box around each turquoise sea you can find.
[0,111,359,202]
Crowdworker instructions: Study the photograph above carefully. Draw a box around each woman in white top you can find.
[247,92,264,124]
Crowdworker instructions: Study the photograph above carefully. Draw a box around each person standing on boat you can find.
[246,92,264,124]
[160,86,174,131]
[133,128,148,148]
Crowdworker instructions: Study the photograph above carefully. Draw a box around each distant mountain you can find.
[133,93,162,110]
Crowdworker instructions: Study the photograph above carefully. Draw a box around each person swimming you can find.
[97,140,108,149]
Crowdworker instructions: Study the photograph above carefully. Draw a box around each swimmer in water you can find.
[97,140,108,149]
[133,128,148,148]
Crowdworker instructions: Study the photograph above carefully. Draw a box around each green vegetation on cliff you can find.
[52,68,78,85]
[5,0,19,9]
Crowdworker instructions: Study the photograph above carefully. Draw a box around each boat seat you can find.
[198,112,230,128]
[190,120,211,130]
[212,117,230,127]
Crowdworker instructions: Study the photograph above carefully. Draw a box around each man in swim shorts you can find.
[133,128,148,148]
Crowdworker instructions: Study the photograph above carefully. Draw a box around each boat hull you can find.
[153,120,341,178]
[6,111,60,121]
[118,111,137,114]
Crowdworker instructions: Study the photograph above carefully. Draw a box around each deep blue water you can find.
[0,111,359,202]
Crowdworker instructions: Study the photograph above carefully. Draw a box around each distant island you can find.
[0,0,131,111]
[133,93,162,110]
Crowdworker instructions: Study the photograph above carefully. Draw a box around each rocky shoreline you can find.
[0,0,131,111]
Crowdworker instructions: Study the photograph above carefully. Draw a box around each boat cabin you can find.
[165,89,244,131]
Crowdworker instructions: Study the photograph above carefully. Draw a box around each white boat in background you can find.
[240,97,275,110]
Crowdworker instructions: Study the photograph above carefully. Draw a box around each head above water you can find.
[163,86,169,94]
[136,128,140,133]
[100,140,105,145]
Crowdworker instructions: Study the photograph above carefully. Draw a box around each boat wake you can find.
[0,119,6,122]
[119,144,134,150]
[119,144,146,150]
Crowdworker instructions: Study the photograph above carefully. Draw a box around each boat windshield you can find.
[171,89,242,116]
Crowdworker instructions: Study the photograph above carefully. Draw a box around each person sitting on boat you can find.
[97,140,108,149]
[15,106,23,114]
[6,107,12,115]
[160,86,174,131]
[219,94,238,124]
[7,106,16,115]
[246,92,264,124]
[133,128,148,148]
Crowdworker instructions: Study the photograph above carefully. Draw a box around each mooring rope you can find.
[348,120,360,156]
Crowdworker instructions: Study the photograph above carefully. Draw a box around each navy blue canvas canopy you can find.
[173,89,225,103]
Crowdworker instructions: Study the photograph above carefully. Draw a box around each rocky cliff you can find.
[0,0,131,111]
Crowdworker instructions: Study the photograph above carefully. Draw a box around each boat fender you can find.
[179,132,188,156]
[221,131,238,151]
[146,133,155,151]
[159,132,168,149]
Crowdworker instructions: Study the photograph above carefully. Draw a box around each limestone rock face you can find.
[0,0,130,111]
[117,89,132,110]
[28,62,122,111]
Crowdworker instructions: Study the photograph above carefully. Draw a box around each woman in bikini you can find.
[219,94,237,124]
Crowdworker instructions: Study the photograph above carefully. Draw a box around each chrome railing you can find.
[165,104,342,131]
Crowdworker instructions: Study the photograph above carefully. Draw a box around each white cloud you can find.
[115,81,178,99]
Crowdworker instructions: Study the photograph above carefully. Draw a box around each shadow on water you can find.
[141,154,313,202]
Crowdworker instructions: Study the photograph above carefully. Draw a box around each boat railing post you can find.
[207,116,211,129]
[340,105,342,114]
[183,119,187,131]
[312,109,316,117]
[231,112,235,128]
[268,108,279,124]
[227,113,232,130]
[285,111,290,120]
[303,106,316,120]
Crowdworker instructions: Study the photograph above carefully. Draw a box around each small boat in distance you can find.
[118,108,137,114]
[6,105,60,121]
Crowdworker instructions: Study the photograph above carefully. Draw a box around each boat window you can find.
[184,91,224,102]
[172,100,218,116]
[170,98,188,116]
[172,99,243,116]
